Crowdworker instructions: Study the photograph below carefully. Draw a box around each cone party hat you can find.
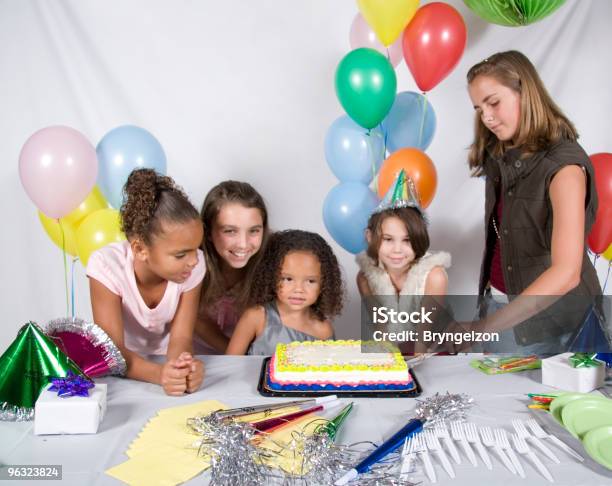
[374,169,423,215]
[0,321,85,421]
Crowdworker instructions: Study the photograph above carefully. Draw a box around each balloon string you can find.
[374,122,388,196]
[71,257,79,321]
[418,92,427,148]
[59,219,69,317]
[603,261,611,294]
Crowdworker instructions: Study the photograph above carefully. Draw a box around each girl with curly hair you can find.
[226,230,344,355]
[195,181,269,353]
[87,168,205,395]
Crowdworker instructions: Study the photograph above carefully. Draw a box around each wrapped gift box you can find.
[541,353,605,393]
[34,383,107,435]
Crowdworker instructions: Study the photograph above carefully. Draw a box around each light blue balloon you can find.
[324,116,385,184]
[322,182,379,254]
[381,91,436,153]
[96,125,167,208]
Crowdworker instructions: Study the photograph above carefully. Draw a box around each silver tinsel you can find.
[0,401,34,421]
[414,392,474,427]
[187,413,419,485]
[45,317,127,376]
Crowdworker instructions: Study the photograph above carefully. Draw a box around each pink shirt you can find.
[195,295,239,355]
[86,241,205,355]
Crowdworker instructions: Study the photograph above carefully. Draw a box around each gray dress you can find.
[247,302,320,356]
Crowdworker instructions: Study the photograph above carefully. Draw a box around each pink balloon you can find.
[349,13,403,68]
[19,126,98,218]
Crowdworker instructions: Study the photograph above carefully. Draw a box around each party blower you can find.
[250,399,343,436]
[213,395,338,421]
[335,392,472,485]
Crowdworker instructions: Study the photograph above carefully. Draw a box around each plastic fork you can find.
[450,421,477,467]
[434,424,461,464]
[399,436,417,477]
[512,419,560,464]
[511,433,554,483]
[525,418,583,462]
[415,433,436,483]
[480,426,516,474]
[464,423,492,470]
[425,430,455,478]
[495,428,524,478]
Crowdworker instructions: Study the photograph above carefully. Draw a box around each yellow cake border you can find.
[274,340,407,373]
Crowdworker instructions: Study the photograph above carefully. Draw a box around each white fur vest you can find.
[356,251,451,296]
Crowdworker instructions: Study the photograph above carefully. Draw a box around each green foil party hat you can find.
[0,321,85,421]
[374,169,423,215]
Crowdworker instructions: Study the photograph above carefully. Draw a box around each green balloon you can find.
[335,48,397,130]
[463,0,566,27]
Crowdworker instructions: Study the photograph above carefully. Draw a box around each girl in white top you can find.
[356,170,451,354]
[87,169,205,395]
[357,170,450,298]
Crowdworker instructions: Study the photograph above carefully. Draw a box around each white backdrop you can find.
[1,0,610,351]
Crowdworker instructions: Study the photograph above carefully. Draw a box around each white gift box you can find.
[34,383,107,435]
[541,352,605,393]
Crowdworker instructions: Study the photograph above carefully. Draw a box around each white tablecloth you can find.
[1,355,611,485]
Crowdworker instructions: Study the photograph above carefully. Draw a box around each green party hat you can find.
[374,169,423,215]
[0,321,85,421]
[316,402,354,441]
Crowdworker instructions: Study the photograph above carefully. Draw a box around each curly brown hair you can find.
[120,168,199,244]
[249,230,345,321]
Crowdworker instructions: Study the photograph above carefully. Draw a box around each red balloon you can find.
[402,2,467,92]
[587,153,612,254]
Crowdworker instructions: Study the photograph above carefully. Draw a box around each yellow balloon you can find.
[63,186,109,226]
[38,211,79,256]
[76,209,126,266]
[357,0,420,46]
[603,243,612,262]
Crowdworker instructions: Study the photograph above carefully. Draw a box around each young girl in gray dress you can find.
[226,230,344,355]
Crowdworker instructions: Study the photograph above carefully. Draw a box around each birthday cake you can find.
[267,340,414,391]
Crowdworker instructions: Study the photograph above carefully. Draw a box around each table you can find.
[1,355,611,485]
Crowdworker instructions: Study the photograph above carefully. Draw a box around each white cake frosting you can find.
[270,340,412,386]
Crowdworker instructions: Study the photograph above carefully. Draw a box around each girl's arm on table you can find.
[225,306,265,355]
[168,283,204,392]
[89,278,164,385]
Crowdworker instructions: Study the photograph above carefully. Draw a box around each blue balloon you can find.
[324,116,385,184]
[322,182,379,254]
[96,125,167,208]
[381,91,436,152]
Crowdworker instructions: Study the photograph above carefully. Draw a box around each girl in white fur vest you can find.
[356,170,451,354]
[356,171,451,299]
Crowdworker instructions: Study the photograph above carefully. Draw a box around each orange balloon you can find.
[377,148,437,208]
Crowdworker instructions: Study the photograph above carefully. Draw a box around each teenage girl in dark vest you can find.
[463,50,603,354]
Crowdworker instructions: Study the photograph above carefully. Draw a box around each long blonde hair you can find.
[467,50,577,176]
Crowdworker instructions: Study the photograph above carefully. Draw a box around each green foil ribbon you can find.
[568,353,602,369]
[463,0,566,27]
[0,321,85,421]
[316,402,353,441]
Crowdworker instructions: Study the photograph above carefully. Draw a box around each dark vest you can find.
[478,139,602,344]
